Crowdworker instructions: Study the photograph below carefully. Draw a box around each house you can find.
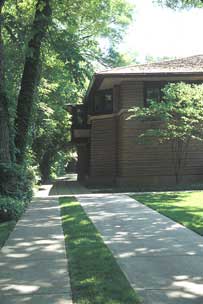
[70,55,203,186]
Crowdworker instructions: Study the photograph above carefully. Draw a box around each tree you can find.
[155,0,203,8]
[0,0,11,163]
[102,46,138,67]
[12,0,133,166]
[0,0,134,189]
[15,0,52,163]
[129,82,203,183]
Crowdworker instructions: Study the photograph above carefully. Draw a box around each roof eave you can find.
[84,74,104,103]
[95,71,203,78]
[84,71,203,101]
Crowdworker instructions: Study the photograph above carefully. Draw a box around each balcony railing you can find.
[72,105,88,129]
[67,104,90,142]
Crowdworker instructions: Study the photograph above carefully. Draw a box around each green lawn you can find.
[0,220,16,248]
[59,196,140,304]
[132,191,203,236]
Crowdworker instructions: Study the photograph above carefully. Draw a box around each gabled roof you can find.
[96,55,203,75]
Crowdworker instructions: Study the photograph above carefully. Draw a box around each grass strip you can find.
[59,196,140,304]
[0,220,16,248]
[132,191,203,236]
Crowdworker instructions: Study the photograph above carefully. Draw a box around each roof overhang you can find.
[85,72,203,101]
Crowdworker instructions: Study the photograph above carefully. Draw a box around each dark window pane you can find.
[146,87,161,105]
[104,93,113,112]
[94,90,113,114]
[144,82,164,107]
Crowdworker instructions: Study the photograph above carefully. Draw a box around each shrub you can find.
[0,162,34,201]
[0,196,27,221]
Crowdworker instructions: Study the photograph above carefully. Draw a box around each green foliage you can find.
[103,46,138,67]
[51,149,77,178]
[30,0,134,181]
[0,0,134,191]
[0,220,16,248]
[155,0,203,9]
[129,82,203,183]
[0,163,34,200]
[0,195,28,221]
[130,82,203,143]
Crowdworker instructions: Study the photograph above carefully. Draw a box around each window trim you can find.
[93,89,113,115]
[144,81,166,107]
[144,80,203,107]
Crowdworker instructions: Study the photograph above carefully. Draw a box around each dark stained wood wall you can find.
[117,81,203,186]
[89,116,117,184]
[119,81,143,109]
[88,80,203,186]
[77,143,89,182]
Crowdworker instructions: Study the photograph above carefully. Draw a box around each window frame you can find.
[144,81,166,107]
[93,89,113,115]
[144,80,203,107]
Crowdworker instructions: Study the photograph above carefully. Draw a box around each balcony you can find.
[67,104,90,142]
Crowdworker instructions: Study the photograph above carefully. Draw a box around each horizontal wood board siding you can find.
[119,81,143,109]
[90,117,117,180]
[88,80,203,186]
[118,113,203,184]
[117,81,203,185]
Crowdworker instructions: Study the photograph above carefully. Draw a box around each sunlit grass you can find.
[0,220,16,248]
[132,191,203,235]
[59,197,140,304]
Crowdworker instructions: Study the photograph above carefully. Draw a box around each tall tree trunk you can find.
[0,0,11,163]
[15,0,51,163]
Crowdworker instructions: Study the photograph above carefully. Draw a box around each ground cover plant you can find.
[132,191,203,236]
[60,196,140,304]
[0,195,28,248]
[0,220,15,248]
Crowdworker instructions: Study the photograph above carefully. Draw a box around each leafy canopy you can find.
[129,82,203,144]
[155,0,203,8]
[1,0,134,182]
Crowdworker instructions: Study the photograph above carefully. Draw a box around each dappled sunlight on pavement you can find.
[0,195,72,304]
[48,175,90,196]
[77,193,203,303]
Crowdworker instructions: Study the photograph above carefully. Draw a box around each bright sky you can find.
[119,0,203,62]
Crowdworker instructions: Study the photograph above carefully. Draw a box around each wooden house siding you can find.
[119,81,144,110]
[73,55,203,186]
[80,69,203,186]
[117,111,203,186]
[90,116,117,183]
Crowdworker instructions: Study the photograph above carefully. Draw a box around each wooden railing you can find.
[67,104,90,142]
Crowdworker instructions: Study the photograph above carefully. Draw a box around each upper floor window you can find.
[94,89,113,114]
[144,80,203,107]
[144,83,164,107]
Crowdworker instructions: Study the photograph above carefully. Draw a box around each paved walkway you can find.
[2,177,203,304]
[48,175,89,196]
[77,193,203,304]
[0,189,72,303]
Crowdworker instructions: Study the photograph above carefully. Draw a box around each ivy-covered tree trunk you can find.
[0,0,11,163]
[15,0,52,164]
